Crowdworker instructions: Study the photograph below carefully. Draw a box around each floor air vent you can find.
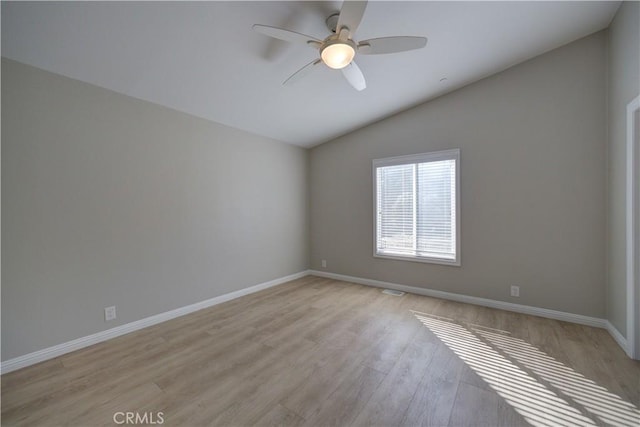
[382,289,405,297]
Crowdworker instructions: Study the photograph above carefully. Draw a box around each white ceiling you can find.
[1,1,619,147]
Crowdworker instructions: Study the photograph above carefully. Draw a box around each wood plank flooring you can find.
[2,276,639,426]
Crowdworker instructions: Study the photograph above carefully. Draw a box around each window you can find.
[373,149,460,265]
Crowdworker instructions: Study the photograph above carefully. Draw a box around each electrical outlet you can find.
[510,286,520,297]
[321,259,327,268]
[104,306,116,321]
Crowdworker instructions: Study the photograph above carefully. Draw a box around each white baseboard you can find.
[3,269,629,374]
[1,270,310,375]
[605,321,630,356]
[310,270,608,328]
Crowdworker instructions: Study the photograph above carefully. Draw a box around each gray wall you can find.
[1,59,309,361]
[310,32,607,318]
[607,1,640,337]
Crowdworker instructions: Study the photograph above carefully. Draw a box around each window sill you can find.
[374,252,461,267]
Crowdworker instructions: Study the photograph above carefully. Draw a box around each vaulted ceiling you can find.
[1,1,619,147]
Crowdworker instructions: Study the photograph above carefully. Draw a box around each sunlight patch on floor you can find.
[412,312,639,427]
[474,328,640,427]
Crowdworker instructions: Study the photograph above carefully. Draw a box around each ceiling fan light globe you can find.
[321,41,356,69]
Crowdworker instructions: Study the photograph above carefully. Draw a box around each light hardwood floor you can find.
[2,276,639,426]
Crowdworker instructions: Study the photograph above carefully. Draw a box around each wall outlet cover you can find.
[104,306,116,321]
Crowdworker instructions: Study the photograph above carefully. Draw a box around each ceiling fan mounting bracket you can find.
[325,12,340,33]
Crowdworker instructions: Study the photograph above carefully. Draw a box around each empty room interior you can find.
[2,1,640,426]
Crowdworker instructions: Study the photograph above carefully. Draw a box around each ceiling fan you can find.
[252,0,427,91]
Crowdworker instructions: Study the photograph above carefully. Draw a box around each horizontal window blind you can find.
[417,159,456,258]
[374,150,459,264]
[377,164,415,254]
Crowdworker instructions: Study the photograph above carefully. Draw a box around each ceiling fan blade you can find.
[358,36,427,55]
[341,61,366,91]
[253,24,321,48]
[337,1,368,35]
[283,59,322,86]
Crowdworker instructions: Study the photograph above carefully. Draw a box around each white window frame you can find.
[372,149,461,266]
